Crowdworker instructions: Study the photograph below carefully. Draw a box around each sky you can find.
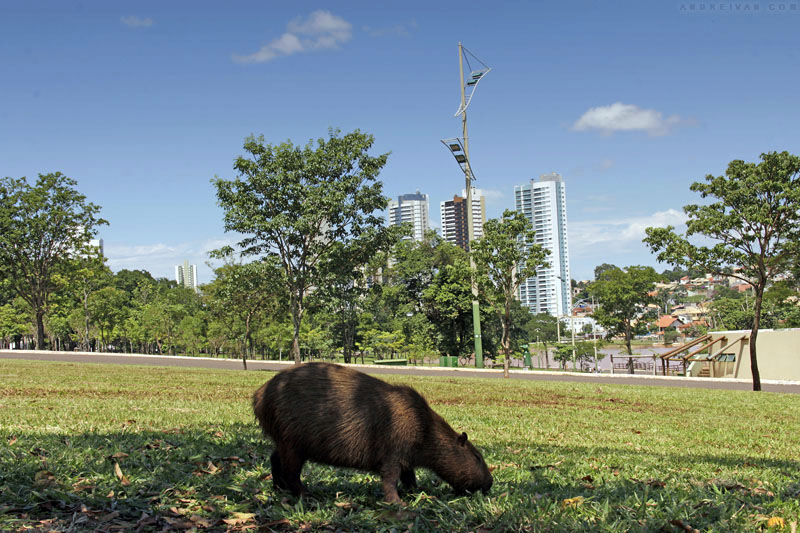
[2,0,799,283]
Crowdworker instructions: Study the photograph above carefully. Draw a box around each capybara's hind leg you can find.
[270,450,288,490]
[278,445,307,496]
[400,468,417,490]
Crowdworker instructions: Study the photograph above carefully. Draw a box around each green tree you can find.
[214,129,391,364]
[206,255,286,368]
[0,301,29,349]
[88,286,127,351]
[0,173,107,349]
[644,151,800,391]
[588,265,661,362]
[525,312,559,369]
[471,209,549,378]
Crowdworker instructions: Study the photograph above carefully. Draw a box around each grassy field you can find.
[1,359,798,532]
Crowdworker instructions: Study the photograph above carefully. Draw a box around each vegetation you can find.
[472,209,549,378]
[0,173,106,350]
[587,266,661,358]
[645,151,800,391]
[2,360,799,531]
[214,129,396,364]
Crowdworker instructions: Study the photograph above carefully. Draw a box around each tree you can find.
[206,254,287,368]
[214,129,392,364]
[588,265,661,365]
[0,173,106,349]
[0,301,29,349]
[471,209,549,378]
[525,313,559,369]
[644,151,800,391]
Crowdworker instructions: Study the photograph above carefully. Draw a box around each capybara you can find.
[252,362,493,503]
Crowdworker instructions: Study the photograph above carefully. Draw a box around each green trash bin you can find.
[524,353,532,369]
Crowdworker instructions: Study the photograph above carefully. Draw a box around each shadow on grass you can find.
[2,429,799,531]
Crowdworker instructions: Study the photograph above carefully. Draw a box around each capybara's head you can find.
[446,432,493,494]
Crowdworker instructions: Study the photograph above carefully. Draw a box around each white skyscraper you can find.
[514,173,572,317]
[175,260,199,292]
[388,191,430,241]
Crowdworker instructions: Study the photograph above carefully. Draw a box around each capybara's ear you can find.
[458,432,468,446]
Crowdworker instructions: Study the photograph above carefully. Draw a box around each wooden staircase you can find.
[698,364,711,378]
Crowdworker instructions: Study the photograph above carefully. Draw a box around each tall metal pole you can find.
[459,42,484,368]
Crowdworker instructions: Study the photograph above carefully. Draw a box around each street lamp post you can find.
[441,43,491,369]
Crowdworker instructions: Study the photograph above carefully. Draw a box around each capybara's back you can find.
[252,362,492,503]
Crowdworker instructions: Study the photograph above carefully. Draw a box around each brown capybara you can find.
[252,362,492,503]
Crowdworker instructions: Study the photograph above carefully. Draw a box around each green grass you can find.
[1,359,799,532]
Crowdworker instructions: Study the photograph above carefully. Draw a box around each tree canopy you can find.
[214,129,395,363]
[588,265,661,359]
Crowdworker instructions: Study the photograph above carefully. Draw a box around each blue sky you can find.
[2,0,799,282]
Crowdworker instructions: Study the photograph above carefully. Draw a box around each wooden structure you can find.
[658,334,749,377]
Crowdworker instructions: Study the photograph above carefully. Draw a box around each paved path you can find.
[2,349,799,394]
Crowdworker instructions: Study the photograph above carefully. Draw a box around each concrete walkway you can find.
[2,349,798,394]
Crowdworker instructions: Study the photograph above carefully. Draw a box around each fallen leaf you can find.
[213,431,224,438]
[222,512,256,526]
[110,452,129,459]
[113,462,131,486]
[581,475,594,483]
[7,436,17,446]
[189,514,215,528]
[99,511,120,523]
[106,490,115,499]
[669,519,699,532]
[646,479,666,488]
[33,470,57,488]
[260,518,291,529]
[561,496,584,508]
[767,517,786,529]
[203,461,219,474]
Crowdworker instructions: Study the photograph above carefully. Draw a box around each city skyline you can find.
[3,2,799,282]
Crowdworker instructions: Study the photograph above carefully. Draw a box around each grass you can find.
[1,359,799,532]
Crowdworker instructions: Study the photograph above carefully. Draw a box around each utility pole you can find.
[441,43,491,368]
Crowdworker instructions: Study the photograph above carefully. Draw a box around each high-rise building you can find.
[514,173,572,317]
[175,260,199,292]
[440,188,486,251]
[388,191,430,241]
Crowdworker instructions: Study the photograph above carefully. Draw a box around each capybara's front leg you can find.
[270,450,288,490]
[381,464,402,503]
[278,445,308,497]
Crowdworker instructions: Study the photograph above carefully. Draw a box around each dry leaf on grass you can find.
[33,470,57,488]
[669,519,699,532]
[113,462,131,485]
[767,517,786,529]
[561,496,584,508]
[222,512,256,526]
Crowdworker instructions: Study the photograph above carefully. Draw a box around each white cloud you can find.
[233,10,352,64]
[573,102,684,136]
[121,16,154,28]
[569,209,686,252]
[104,238,237,282]
[362,20,418,37]
[478,188,505,206]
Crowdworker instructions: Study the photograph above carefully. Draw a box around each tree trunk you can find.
[750,284,764,391]
[291,296,303,365]
[502,302,511,378]
[35,308,46,350]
